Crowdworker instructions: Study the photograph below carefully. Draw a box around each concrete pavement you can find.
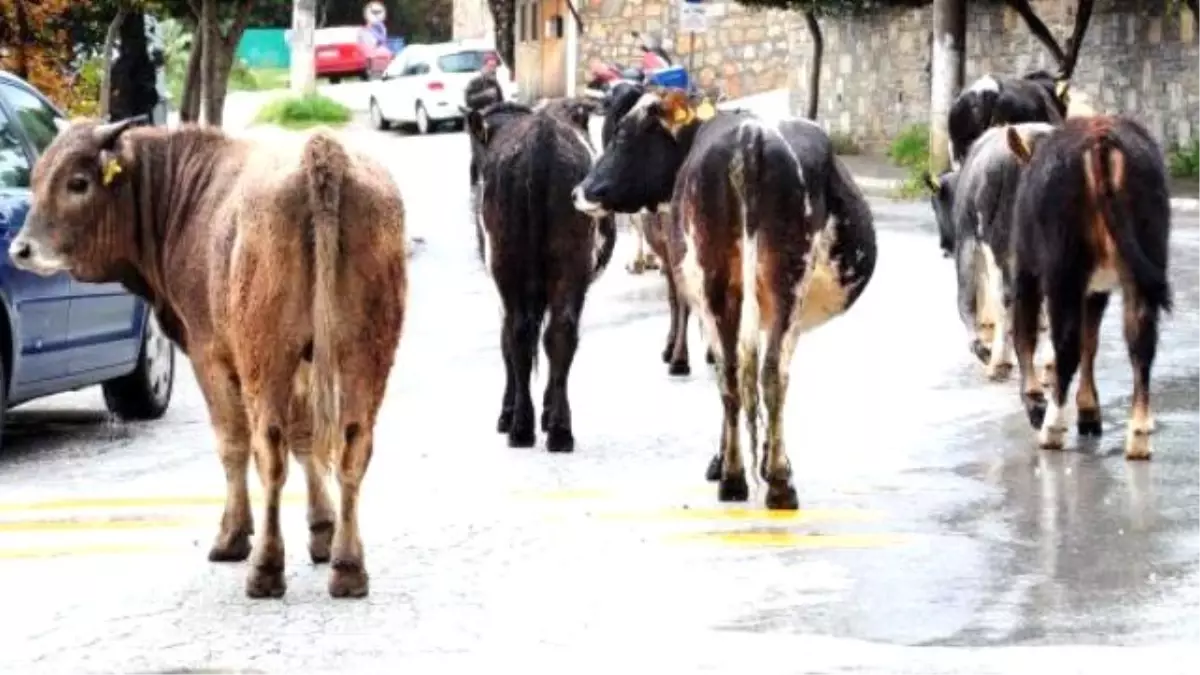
[1,110,1197,673]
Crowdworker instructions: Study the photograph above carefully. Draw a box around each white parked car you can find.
[367,40,518,134]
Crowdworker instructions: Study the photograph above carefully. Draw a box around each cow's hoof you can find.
[718,473,749,502]
[625,260,646,275]
[970,340,992,365]
[661,345,673,363]
[546,427,575,453]
[1037,425,1067,451]
[704,454,722,482]
[1124,429,1152,461]
[1077,409,1103,437]
[643,257,661,271]
[1022,392,1047,429]
[765,481,799,511]
[705,349,716,365]
[496,409,513,434]
[985,362,1013,381]
[308,521,335,564]
[208,530,252,563]
[668,360,690,377]
[507,423,536,449]
[329,559,370,599]
[245,564,286,599]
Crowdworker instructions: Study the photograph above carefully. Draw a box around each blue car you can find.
[0,70,175,447]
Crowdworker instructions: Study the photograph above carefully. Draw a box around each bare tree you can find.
[99,4,130,120]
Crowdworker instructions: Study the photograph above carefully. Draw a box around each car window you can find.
[0,82,64,156]
[402,61,429,77]
[315,27,363,46]
[0,107,32,190]
[437,50,498,74]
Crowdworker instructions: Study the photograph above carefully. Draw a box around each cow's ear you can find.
[1054,79,1070,104]
[659,89,695,129]
[923,171,941,193]
[1006,127,1033,164]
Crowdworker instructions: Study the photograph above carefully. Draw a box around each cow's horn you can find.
[92,114,150,149]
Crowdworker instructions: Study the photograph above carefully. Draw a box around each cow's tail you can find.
[733,121,767,488]
[1090,137,1173,313]
[302,131,348,458]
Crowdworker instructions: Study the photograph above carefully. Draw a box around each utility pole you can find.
[291,0,317,96]
[929,0,966,175]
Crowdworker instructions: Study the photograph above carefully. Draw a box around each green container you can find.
[236,28,290,69]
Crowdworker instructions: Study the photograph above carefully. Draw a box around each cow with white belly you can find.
[572,90,877,509]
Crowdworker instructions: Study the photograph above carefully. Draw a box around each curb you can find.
[849,174,1200,212]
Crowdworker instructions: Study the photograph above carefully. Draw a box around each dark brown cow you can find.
[8,118,408,598]
[1006,115,1172,459]
[574,90,878,509]
[468,99,615,452]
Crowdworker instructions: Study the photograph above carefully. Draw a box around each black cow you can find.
[596,82,714,374]
[468,99,616,452]
[947,70,1069,169]
[1006,115,1172,460]
[573,89,877,509]
[926,122,1058,382]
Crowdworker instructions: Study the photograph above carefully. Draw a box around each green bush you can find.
[829,131,861,156]
[1168,140,1199,179]
[254,93,352,129]
[887,124,930,169]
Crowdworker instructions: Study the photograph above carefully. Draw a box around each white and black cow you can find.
[573,89,877,510]
[926,122,1058,383]
[1007,116,1173,460]
[947,70,1069,169]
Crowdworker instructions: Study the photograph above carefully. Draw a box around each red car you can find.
[313,26,391,83]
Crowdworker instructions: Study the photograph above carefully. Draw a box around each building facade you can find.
[454,0,1199,150]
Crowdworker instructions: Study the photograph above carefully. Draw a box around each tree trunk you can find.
[13,0,28,80]
[929,0,966,175]
[99,7,129,120]
[1059,0,1095,80]
[208,46,234,127]
[1004,0,1066,70]
[291,0,318,96]
[181,25,203,122]
[487,0,515,74]
[803,10,822,121]
[200,0,219,125]
[1189,0,1198,20]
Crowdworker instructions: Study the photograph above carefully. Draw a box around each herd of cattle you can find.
[0,67,1174,600]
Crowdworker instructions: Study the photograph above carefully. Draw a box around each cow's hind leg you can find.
[497,324,516,433]
[1038,282,1086,451]
[194,358,254,563]
[542,285,585,453]
[1075,293,1109,437]
[664,269,691,374]
[1013,270,1047,428]
[286,382,336,564]
[242,370,296,599]
[711,303,748,502]
[759,318,799,511]
[503,302,543,448]
[1122,286,1160,460]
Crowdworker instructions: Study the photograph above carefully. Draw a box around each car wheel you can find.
[0,357,7,451]
[360,69,370,81]
[416,102,431,135]
[102,310,175,421]
[370,98,391,130]
[330,75,342,85]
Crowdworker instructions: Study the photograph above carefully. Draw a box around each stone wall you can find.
[577,0,801,100]
[789,0,1199,151]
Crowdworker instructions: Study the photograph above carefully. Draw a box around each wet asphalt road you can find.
[0,125,1197,674]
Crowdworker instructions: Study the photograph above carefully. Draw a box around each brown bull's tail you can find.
[1090,140,1173,313]
[302,131,349,456]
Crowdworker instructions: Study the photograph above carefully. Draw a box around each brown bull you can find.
[8,118,407,599]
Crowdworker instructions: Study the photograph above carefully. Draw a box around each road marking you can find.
[667,531,911,548]
[0,542,172,561]
[0,515,203,533]
[596,507,884,522]
[0,493,306,514]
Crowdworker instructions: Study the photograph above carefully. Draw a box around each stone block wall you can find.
[789,0,1199,151]
[577,0,801,100]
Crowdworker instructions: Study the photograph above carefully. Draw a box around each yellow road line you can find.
[0,515,203,533]
[667,531,912,548]
[0,542,172,561]
[0,493,306,513]
[596,507,884,522]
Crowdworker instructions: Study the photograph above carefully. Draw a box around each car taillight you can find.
[427,81,444,91]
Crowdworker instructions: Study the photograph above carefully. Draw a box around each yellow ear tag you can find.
[695,100,716,122]
[671,107,695,126]
[101,157,122,186]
